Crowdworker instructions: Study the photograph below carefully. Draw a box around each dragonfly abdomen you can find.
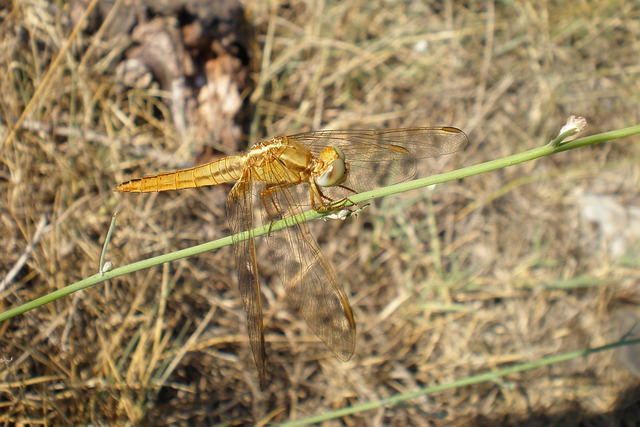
[115,156,245,193]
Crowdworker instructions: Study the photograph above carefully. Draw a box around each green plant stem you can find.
[273,337,640,427]
[0,124,638,322]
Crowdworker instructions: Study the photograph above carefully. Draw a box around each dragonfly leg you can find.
[326,184,358,210]
[310,182,359,213]
[337,184,357,195]
[258,183,301,236]
[308,181,334,212]
[259,183,297,219]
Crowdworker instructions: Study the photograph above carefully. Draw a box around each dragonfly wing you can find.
[291,127,467,160]
[288,127,468,194]
[227,172,267,389]
[261,184,356,361]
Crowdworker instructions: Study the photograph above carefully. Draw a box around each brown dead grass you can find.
[2,0,640,425]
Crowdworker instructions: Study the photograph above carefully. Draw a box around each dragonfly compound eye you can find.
[316,147,346,187]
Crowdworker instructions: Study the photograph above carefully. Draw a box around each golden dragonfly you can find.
[116,127,467,388]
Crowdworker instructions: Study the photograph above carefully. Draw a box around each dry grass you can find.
[2,0,640,425]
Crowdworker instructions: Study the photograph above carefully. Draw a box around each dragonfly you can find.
[116,127,468,388]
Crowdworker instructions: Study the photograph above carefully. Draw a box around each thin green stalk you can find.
[273,337,640,427]
[0,124,638,322]
[346,124,640,206]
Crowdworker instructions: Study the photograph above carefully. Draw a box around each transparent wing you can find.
[288,127,467,193]
[226,172,267,389]
[224,126,465,386]
[258,167,356,361]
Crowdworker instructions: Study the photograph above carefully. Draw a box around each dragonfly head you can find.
[315,146,348,187]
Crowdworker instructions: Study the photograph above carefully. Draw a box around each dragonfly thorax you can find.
[315,146,348,187]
